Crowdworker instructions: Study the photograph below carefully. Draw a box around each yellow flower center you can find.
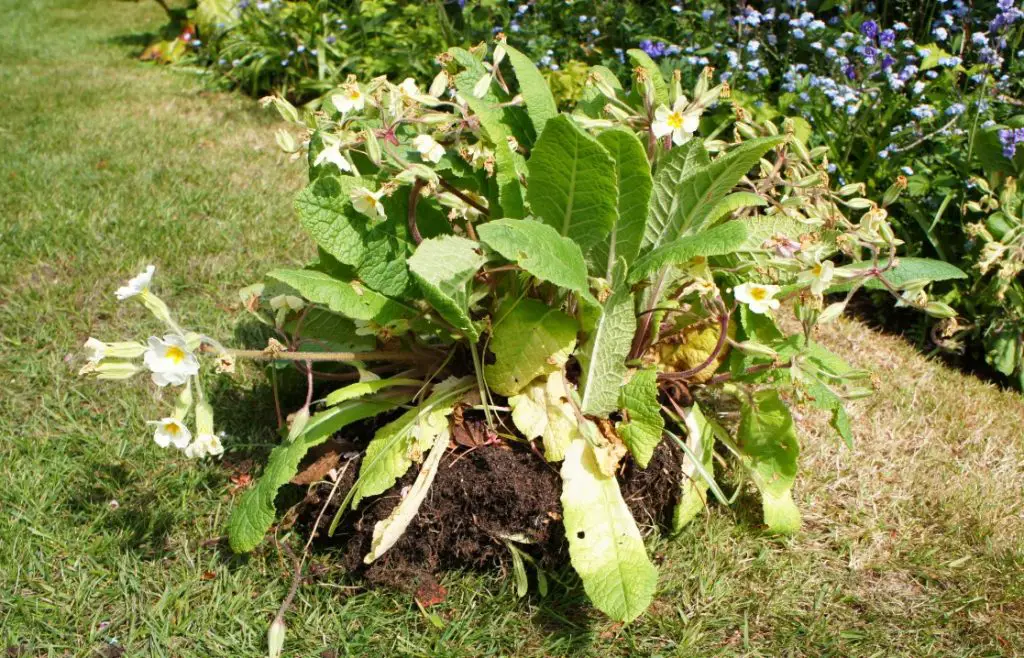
[165,345,186,364]
[348,90,361,101]
[363,194,377,207]
[750,287,767,301]
[812,263,823,277]
[666,111,684,130]
[166,422,181,435]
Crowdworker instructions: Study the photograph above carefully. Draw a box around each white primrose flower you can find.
[651,97,701,146]
[84,337,107,366]
[79,337,147,374]
[115,265,155,301]
[313,142,351,173]
[397,77,419,98]
[332,84,365,114]
[799,259,835,295]
[734,282,782,314]
[184,432,224,459]
[412,134,445,164]
[143,334,200,387]
[150,417,192,449]
[350,186,386,221]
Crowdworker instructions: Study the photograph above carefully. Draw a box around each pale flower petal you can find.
[115,265,155,301]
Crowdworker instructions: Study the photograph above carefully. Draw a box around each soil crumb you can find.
[303,439,683,592]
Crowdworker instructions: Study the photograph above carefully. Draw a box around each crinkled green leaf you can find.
[508,371,578,462]
[578,285,636,417]
[228,397,405,553]
[476,219,590,296]
[281,308,376,353]
[324,378,422,407]
[832,257,967,291]
[348,379,472,510]
[617,368,664,468]
[628,221,749,284]
[267,269,412,325]
[503,43,558,139]
[672,404,716,532]
[736,215,822,252]
[363,426,449,564]
[561,438,658,623]
[736,389,801,534]
[705,191,768,225]
[642,136,784,253]
[485,298,578,397]
[526,115,618,253]
[775,337,857,447]
[591,129,654,277]
[407,235,487,340]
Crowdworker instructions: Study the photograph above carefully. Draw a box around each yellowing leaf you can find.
[617,368,664,468]
[508,371,578,462]
[561,438,658,623]
[485,298,578,397]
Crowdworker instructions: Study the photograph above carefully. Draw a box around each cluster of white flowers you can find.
[81,265,224,459]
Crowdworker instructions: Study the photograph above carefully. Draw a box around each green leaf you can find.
[832,257,967,291]
[324,378,422,407]
[561,438,658,623]
[348,379,471,510]
[626,49,668,106]
[736,215,821,252]
[672,404,716,532]
[485,298,578,397]
[705,191,767,225]
[503,44,558,139]
[628,221,749,284]
[591,129,654,277]
[267,269,412,325]
[773,337,857,447]
[617,368,664,468]
[509,371,578,462]
[476,219,590,297]
[642,136,784,253]
[736,389,801,534]
[364,425,448,564]
[407,235,487,340]
[282,308,376,353]
[576,65,622,119]
[526,115,618,253]
[228,398,404,553]
[578,285,636,417]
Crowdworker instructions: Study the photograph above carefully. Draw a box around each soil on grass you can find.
[300,437,685,593]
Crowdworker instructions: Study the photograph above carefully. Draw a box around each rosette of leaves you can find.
[228,42,960,623]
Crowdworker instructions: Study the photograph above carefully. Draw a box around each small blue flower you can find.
[326,35,336,44]
[860,20,879,39]
[933,26,948,41]
[792,28,805,40]
[879,29,895,48]
[702,9,714,20]
[945,103,966,116]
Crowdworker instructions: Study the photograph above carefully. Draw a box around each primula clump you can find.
[84,39,961,623]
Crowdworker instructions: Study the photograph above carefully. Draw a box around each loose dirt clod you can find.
[303,438,683,592]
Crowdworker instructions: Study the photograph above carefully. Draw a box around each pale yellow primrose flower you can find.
[397,77,419,98]
[332,84,365,114]
[734,282,782,315]
[150,417,192,449]
[143,334,200,387]
[651,97,700,146]
[413,134,445,164]
[269,295,304,312]
[115,265,155,301]
[799,259,835,296]
[350,186,386,220]
[184,432,224,459]
[313,142,351,173]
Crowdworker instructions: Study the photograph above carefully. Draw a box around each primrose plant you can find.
[84,40,959,623]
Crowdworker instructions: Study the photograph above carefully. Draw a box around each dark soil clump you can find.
[302,439,684,592]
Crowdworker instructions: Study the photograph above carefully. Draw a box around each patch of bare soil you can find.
[302,436,683,593]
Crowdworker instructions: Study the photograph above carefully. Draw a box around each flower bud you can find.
[881,176,907,207]
[734,341,779,359]
[268,618,286,658]
[924,301,958,319]
[363,128,382,166]
[837,183,865,197]
[428,70,449,99]
[261,95,300,124]
[275,129,297,153]
[89,361,144,380]
[818,301,846,324]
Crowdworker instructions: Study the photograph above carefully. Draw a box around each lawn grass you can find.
[1,0,1022,656]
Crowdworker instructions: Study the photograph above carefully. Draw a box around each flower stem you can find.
[222,348,429,363]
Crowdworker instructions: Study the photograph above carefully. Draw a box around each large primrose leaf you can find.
[831,257,968,291]
[642,136,785,253]
[561,438,658,623]
[591,129,654,278]
[508,370,578,462]
[627,221,750,284]
[485,298,578,397]
[617,368,664,469]
[736,389,801,534]
[526,115,618,253]
[476,218,591,298]
[407,235,487,340]
[502,43,558,139]
[227,397,407,553]
[267,269,413,326]
[578,284,636,417]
